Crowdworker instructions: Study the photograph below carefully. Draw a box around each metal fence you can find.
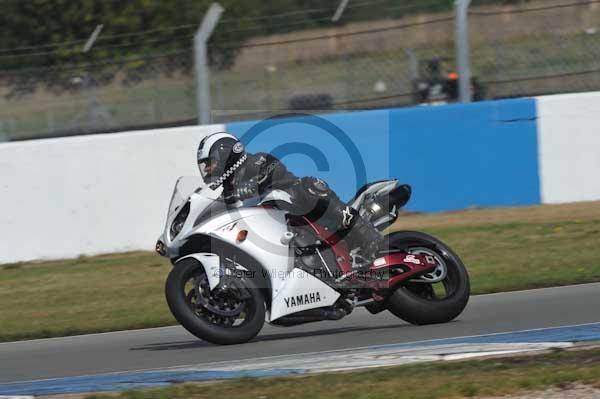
[209,15,455,122]
[469,0,600,99]
[0,50,197,141]
[2,0,600,141]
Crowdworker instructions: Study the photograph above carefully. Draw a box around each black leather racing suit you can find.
[222,152,382,258]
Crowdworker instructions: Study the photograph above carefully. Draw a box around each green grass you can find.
[1,206,600,343]
[86,347,600,399]
[428,220,600,293]
[0,252,174,341]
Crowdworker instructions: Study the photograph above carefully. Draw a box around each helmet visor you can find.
[197,158,218,178]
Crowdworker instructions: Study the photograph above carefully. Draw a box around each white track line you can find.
[2,321,598,385]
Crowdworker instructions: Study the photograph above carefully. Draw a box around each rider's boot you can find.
[341,206,384,270]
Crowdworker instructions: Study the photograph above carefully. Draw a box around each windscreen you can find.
[166,176,206,221]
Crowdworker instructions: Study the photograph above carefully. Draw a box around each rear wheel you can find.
[385,231,470,325]
[165,258,265,345]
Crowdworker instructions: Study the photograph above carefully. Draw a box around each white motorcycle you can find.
[156,176,470,345]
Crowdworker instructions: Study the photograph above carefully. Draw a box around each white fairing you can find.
[160,177,340,322]
[196,207,295,301]
[177,253,221,290]
[196,207,341,320]
[270,268,340,320]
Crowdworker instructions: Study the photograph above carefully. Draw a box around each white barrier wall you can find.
[537,92,600,204]
[0,124,224,264]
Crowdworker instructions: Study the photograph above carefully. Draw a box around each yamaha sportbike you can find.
[156,177,470,345]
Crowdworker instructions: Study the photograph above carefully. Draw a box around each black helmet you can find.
[197,132,246,188]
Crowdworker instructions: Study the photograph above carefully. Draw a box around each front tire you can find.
[385,231,470,325]
[165,258,265,345]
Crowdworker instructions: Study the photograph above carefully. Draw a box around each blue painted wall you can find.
[226,98,540,212]
[388,99,540,212]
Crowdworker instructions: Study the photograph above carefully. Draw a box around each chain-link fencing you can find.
[3,0,600,141]
[469,0,600,99]
[0,49,197,141]
[209,14,456,122]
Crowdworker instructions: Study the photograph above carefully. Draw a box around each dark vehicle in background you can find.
[413,58,485,105]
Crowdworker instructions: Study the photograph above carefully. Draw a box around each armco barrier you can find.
[1,92,599,264]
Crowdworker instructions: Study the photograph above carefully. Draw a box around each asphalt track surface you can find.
[2,283,600,384]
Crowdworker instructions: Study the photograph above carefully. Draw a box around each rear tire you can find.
[385,231,470,325]
[165,258,265,345]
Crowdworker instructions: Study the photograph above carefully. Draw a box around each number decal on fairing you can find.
[403,254,421,264]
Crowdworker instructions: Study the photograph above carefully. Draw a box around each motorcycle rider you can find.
[196,132,384,269]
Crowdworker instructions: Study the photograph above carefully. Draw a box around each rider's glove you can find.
[224,179,259,203]
[234,181,258,200]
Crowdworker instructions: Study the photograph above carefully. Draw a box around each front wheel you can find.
[165,258,265,345]
[385,231,470,325]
